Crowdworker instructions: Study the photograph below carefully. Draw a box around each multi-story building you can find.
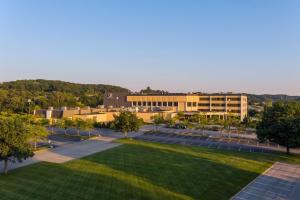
[105,93,248,120]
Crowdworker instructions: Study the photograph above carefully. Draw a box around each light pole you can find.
[28,99,32,115]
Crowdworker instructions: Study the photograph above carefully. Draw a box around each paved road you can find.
[0,134,128,173]
[232,162,300,200]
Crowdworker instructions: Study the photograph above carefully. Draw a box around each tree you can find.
[28,124,49,150]
[56,118,75,135]
[26,116,49,150]
[166,117,176,128]
[76,119,94,137]
[151,114,164,131]
[113,111,142,137]
[257,101,300,154]
[198,114,208,135]
[176,112,185,121]
[224,113,240,139]
[0,116,34,174]
[242,116,252,128]
[75,119,85,136]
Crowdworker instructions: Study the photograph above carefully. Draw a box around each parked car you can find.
[174,123,187,129]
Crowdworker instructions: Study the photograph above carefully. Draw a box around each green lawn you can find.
[52,133,96,140]
[0,139,299,200]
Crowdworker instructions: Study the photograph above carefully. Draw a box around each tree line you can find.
[0,79,129,113]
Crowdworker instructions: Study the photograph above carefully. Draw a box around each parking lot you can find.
[135,131,291,154]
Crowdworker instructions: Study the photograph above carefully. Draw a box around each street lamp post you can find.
[28,99,32,115]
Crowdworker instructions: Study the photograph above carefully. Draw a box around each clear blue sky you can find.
[1,0,299,95]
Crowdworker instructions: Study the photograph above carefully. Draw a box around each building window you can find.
[153,102,157,106]
[212,103,225,107]
[158,102,162,106]
[174,102,178,106]
[212,109,225,112]
[168,102,173,106]
[212,98,225,101]
[227,103,241,107]
[199,97,210,101]
[147,102,151,106]
[163,102,167,107]
[230,110,241,113]
[138,102,142,106]
[199,109,210,112]
[187,102,192,107]
[198,103,210,107]
[227,97,241,101]
[133,102,137,106]
[193,102,197,107]
[142,102,146,106]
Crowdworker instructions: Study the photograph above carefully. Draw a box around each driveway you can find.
[232,162,300,200]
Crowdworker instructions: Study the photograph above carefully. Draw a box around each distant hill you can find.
[0,79,129,95]
[0,79,129,113]
[247,94,300,105]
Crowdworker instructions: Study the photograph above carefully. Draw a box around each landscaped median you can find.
[0,138,299,200]
[51,133,97,141]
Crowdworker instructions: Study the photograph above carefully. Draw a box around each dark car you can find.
[174,123,187,129]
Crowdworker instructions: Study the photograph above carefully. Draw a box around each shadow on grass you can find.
[1,139,298,200]
[79,140,267,199]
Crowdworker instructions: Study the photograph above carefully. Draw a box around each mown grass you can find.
[52,133,96,140]
[0,139,299,200]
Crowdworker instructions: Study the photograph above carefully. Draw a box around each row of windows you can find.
[212,98,226,101]
[199,97,210,101]
[212,109,226,112]
[199,97,242,101]
[187,102,197,107]
[198,103,210,107]
[198,109,210,112]
[131,101,178,107]
[227,98,241,101]
[211,103,226,107]
[198,109,241,113]
[227,103,241,107]
[228,110,241,113]
[131,101,242,108]
[190,103,242,107]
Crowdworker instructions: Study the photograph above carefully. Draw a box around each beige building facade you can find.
[127,94,248,120]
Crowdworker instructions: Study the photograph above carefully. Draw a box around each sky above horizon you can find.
[0,0,299,95]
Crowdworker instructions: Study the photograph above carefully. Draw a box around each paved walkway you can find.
[232,162,300,200]
[0,136,121,173]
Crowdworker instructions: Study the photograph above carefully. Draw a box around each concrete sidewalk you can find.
[0,136,121,173]
[232,162,300,200]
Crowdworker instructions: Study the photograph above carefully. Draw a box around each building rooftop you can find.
[128,93,247,96]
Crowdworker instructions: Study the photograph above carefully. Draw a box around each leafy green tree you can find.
[151,114,164,131]
[0,116,34,174]
[75,119,85,136]
[28,124,49,150]
[176,112,185,121]
[65,118,75,133]
[198,114,208,134]
[76,119,94,137]
[166,117,176,128]
[0,79,129,113]
[38,118,50,126]
[257,101,300,154]
[113,111,142,137]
